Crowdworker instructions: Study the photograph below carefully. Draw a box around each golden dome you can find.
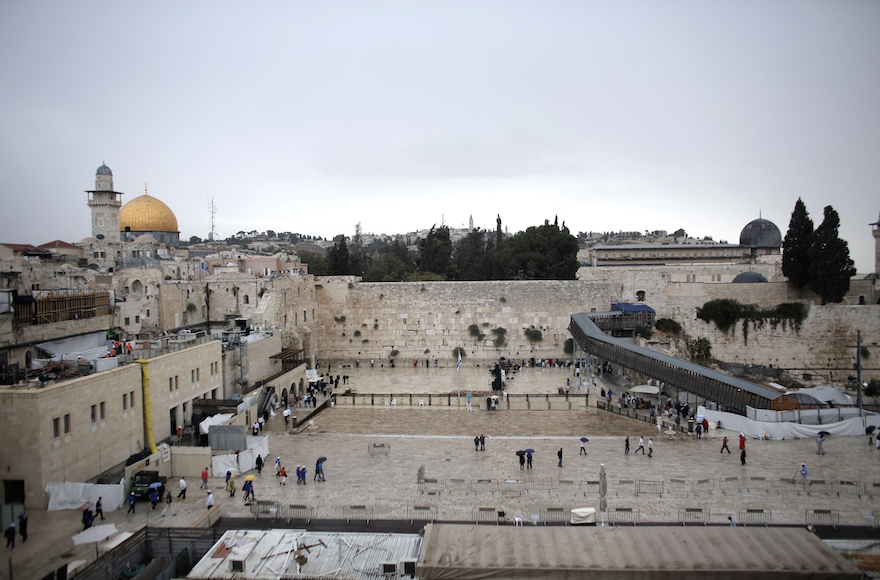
[120,194,179,233]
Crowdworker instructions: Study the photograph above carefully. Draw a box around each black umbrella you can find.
[317,456,327,463]
[580,437,589,443]
[515,450,525,456]
[866,426,876,435]
[817,431,830,437]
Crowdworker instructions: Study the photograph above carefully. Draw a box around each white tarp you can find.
[700,406,880,440]
[36,331,109,366]
[199,413,234,435]
[94,357,119,373]
[628,385,659,395]
[211,436,270,477]
[570,507,596,524]
[45,481,127,512]
[237,396,256,414]
[795,386,854,406]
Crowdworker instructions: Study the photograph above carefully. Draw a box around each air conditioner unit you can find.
[399,559,417,578]
[230,560,246,572]
[379,561,397,575]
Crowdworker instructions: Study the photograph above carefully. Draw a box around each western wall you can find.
[314,269,879,383]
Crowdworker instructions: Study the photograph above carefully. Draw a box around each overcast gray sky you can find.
[2,1,878,272]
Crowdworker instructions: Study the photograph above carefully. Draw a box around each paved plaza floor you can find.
[5,365,880,580]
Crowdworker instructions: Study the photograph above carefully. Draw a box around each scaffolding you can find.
[13,290,111,327]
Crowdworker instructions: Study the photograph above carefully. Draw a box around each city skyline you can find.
[1,1,878,272]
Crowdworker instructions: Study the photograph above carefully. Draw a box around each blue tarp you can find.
[611,303,655,314]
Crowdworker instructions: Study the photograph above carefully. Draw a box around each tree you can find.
[497,219,579,279]
[297,250,328,276]
[782,198,814,289]
[455,229,488,280]
[327,239,351,275]
[418,226,455,279]
[808,205,856,304]
[189,235,203,244]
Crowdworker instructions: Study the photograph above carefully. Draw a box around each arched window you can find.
[25,351,32,369]
[636,291,646,302]
[131,279,144,293]
[243,295,249,304]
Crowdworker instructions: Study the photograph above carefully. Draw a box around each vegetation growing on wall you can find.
[634,326,653,339]
[333,315,346,323]
[563,338,574,354]
[655,318,682,335]
[468,324,486,343]
[452,347,466,359]
[524,327,543,343]
[492,327,508,348]
[696,299,809,344]
[391,349,400,357]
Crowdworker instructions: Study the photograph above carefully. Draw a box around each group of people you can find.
[275,455,326,486]
[106,339,133,358]
[4,514,26,550]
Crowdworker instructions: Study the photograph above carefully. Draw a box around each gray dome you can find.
[739,218,781,248]
[732,271,768,283]
[96,163,112,176]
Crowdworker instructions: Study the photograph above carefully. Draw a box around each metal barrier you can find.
[719,477,742,492]
[635,480,663,497]
[448,479,468,493]
[836,481,864,498]
[773,478,802,495]
[408,505,437,523]
[251,500,280,519]
[500,480,521,494]
[738,508,771,526]
[557,480,578,494]
[744,477,772,493]
[471,480,496,494]
[473,507,500,524]
[343,505,373,523]
[580,481,600,495]
[615,480,635,496]
[286,505,316,523]
[523,479,554,493]
[870,483,880,498]
[607,507,639,524]
[368,443,390,456]
[679,508,710,525]
[668,479,689,495]
[693,479,714,494]
[540,507,570,525]
[418,479,444,493]
[807,480,832,496]
[805,509,839,527]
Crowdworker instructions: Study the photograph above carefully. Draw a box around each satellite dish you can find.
[96,234,105,240]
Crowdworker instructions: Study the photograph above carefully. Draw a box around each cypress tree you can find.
[808,205,856,304]
[782,198,814,289]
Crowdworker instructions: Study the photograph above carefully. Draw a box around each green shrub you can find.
[354,330,361,337]
[452,347,466,359]
[390,349,399,357]
[333,315,346,323]
[635,326,653,339]
[492,327,508,348]
[865,378,880,398]
[655,318,682,334]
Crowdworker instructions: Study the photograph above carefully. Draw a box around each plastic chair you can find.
[384,401,390,408]
[419,398,424,407]
[514,514,523,526]
[391,399,397,407]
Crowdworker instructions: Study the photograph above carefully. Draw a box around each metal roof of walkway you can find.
[569,312,779,415]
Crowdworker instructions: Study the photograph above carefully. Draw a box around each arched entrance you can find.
[299,378,305,397]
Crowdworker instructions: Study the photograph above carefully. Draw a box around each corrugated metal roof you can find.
[187,529,422,579]
[418,524,861,579]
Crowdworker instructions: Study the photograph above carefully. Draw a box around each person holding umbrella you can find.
[315,458,326,481]
[816,433,827,455]
[518,451,525,471]
[580,437,588,456]
[526,451,533,469]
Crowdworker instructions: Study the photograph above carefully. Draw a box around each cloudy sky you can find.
[1,1,878,272]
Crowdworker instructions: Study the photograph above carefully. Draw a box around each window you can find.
[211,389,217,399]
[130,391,135,408]
[91,405,97,424]
[191,369,195,384]
[63,414,71,434]
[243,295,249,304]
[146,309,150,317]
[636,291,646,302]
[124,317,130,326]
[123,394,127,410]
[100,401,105,420]
[53,417,60,438]
[135,315,140,323]
[175,376,179,390]
[196,368,200,381]
[170,377,174,392]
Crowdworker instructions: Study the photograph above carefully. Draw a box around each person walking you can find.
[206,492,215,510]
[5,523,14,551]
[150,490,159,511]
[739,432,746,451]
[695,423,702,439]
[255,455,264,474]
[480,435,486,451]
[127,492,136,514]
[225,471,231,491]
[740,448,747,465]
[625,437,630,455]
[161,491,176,517]
[702,418,709,436]
[816,435,825,455]
[580,441,587,455]
[228,475,236,497]
[178,477,187,499]
[519,453,525,471]
[16,514,27,543]
[95,497,105,520]
[721,436,731,453]
[275,457,282,476]
[466,391,472,412]
[526,452,533,469]
[315,460,325,481]
[474,436,480,452]
[636,437,645,455]
[557,448,563,468]
[647,437,653,458]
[798,463,809,484]
[201,467,209,489]
[280,467,287,486]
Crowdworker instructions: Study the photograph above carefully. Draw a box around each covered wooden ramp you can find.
[569,312,779,415]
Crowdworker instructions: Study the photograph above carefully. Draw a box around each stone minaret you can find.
[872,212,880,276]
[469,214,474,230]
[86,163,123,242]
